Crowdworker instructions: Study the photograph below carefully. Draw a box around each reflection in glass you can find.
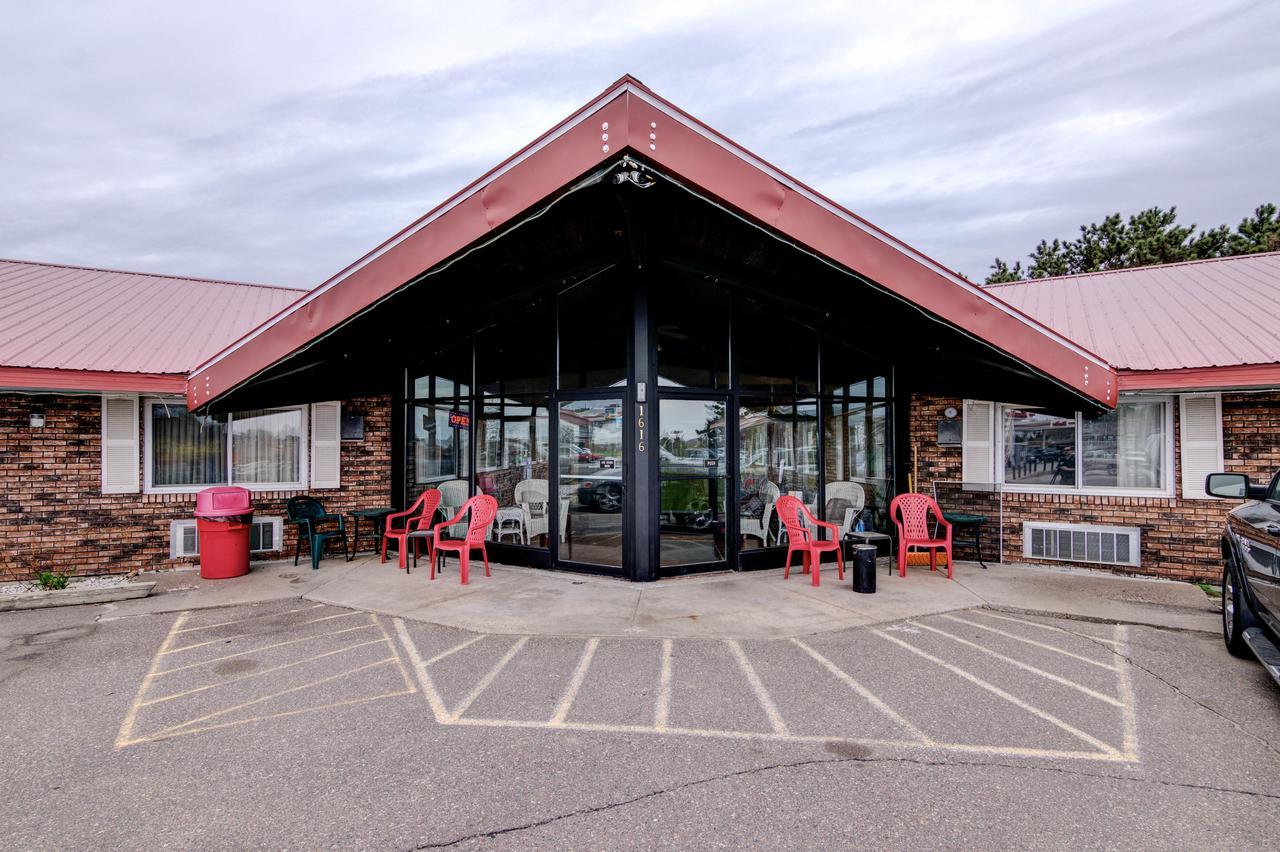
[738,401,817,550]
[412,338,472,401]
[231,408,302,484]
[1081,400,1165,489]
[476,298,552,397]
[1003,409,1076,487]
[558,273,629,390]
[151,405,228,487]
[735,299,817,395]
[658,399,728,567]
[657,399,726,473]
[412,404,470,491]
[824,393,890,533]
[478,398,552,547]
[559,399,624,566]
[654,275,729,388]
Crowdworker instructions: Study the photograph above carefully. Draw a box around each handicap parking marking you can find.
[392,611,1142,765]
[116,606,416,749]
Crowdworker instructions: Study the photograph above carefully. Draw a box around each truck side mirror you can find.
[1205,472,1249,499]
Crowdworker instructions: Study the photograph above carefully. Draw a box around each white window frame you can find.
[144,398,309,494]
[992,394,1175,498]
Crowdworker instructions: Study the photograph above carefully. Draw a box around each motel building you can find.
[2,76,1278,585]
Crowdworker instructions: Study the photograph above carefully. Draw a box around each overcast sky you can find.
[3,0,1278,288]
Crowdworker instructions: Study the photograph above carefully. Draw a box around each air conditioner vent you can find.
[170,517,283,558]
[1024,522,1140,568]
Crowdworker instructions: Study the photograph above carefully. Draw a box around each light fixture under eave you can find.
[29,412,46,428]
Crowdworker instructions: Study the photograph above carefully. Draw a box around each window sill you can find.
[999,485,1175,499]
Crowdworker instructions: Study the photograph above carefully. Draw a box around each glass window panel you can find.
[558,273,629,389]
[823,398,890,532]
[660,478,727,566]
[735,298,817,395]
[657,399,727,474]
[412,338,472,401]
[150,404,228,487]
[476,397,551,549]
[231,408,303,485]
[1081,400,1166,490]
[738,400,818,550]
[411,403,470,490]
[559,399,624,566]
[476,298,552,397]
[654,275,729,389]
[1002,409,1076,487]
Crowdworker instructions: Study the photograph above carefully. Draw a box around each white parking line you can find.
[727,640,789,736]
[448,636,529,722]
[655,639,673,731]
[426,634,487,665]
[1114,625,1140,762]
[874,629,1121,756]
[790,638,932,744]
[971,610,1121,647]
[550,639,599,725]
[161,611,363,655]
[153,624,378,676]
[910,620,1123,707]
[940,614,1117,670]
[173,604,324,634]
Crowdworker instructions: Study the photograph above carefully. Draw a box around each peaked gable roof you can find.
[189,75,1116,409]
[0,259,303,393]
[985,252,1280,390]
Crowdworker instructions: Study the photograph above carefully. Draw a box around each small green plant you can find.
[1196,581,1222,599]
[35,571,69,591]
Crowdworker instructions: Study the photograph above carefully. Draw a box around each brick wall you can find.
[0,394,392,580]
[910,392,1280,583]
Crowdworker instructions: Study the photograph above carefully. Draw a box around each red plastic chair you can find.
[775,494,844,587]
[381,489,442,570]
[432,495,498,584]
[889,493,954,579]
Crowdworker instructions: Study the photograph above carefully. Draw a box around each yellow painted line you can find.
[791,638,932,744]
[140,639,389,706]
[1114,625,1140,763]
[971,610,1121,647]
[145,658,398,740]
[655,638,673,731]
[152,624,378,676]
[371,614,418,696]
[726,640,789,736]
[115,611,189,749]
[910,621,1123,707]
[448,636,529,722]
[121,689,415,747]
[394,617,452,724]
[161,611,362,655]
[549,638,599,725]
[425,634,487,665]
[173,604,324,634]
[940,614,1117,670]
[447,717,1132,763]
[874,629,1120,757]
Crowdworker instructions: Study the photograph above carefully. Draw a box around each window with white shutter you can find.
[101,395,140,493]
[310,401,341,489]
[961,400,995,485]
[1179,394,1223,499]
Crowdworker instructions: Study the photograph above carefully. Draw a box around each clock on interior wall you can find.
[937,407,961,446]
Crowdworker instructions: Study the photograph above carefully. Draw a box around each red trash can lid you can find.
[195,485,253,518]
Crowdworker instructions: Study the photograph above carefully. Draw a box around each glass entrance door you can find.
[558,398,625,568]
[656,398,730,571]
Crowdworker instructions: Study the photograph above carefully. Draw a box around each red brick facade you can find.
[911,392,1280,582]
[0,393,392,581]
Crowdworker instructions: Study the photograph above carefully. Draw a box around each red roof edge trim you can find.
[0,367,186,394]
[0,257,302,293]
[982,251,1280,290]
[1118,363,1280,392]
[622,85,1112,373]
[188,77,638,380]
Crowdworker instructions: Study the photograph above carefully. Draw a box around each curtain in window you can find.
[151,404,228,487]
[1082,401,1165,489]
[231,408,302,484]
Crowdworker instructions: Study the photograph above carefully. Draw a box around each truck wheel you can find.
[1222,558,1252,659]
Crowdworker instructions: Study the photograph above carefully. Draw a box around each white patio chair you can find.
[437,478,478,538]
[514,478,550,545]
[740,480,780,547]
[824,480,866,540]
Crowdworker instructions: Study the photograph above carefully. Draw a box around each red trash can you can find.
[195,486,254,579]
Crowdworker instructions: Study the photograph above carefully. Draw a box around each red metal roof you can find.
[984,253,1280,389]
[189,75,1116,410]
[0,259,303,392]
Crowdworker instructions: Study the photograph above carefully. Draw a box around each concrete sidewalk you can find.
[108,554,1221,638]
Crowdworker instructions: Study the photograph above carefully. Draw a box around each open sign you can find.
[448,410,471,429]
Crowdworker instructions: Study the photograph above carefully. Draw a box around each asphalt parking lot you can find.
[2,599,1278,849]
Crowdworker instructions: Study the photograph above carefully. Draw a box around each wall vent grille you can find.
[1023,522,1140,568]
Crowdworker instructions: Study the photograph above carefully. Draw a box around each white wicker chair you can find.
[740,480,780,547]
[824,480,866,539]
[437,478,477,537]
[514,479,548,545]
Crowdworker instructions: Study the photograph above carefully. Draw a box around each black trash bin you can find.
[852,544,877,594]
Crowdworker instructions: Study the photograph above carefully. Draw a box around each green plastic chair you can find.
[286,496,348,570]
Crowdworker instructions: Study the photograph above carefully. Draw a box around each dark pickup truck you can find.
[1206,471,1280,686]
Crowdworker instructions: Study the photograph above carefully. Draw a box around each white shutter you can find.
[1179,394,1223,499]
[101,395,140,493]
[310,401,341,489]
[962,400,996,485]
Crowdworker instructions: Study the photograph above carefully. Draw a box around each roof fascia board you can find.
[0,367,186,394]
[1118,364,1280,392]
